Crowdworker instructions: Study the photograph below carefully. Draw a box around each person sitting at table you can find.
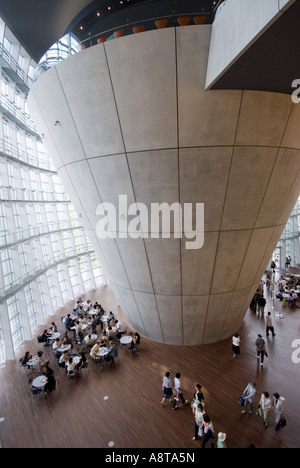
[100,331,108,344]
[76,351,87,370]
[21,351,33,370]
[49,322,57,333]
[104,342,118,367]
[107,311,115,325]
[90,341,101,361]
[62,335,73,348]
[38,329,51,347]
[37,350,47,371]
[58,350,69,368]
[52,337,62,357]
[85,334,96,348]
[65,357,76,375]
[72,321,83,343]
[43,365,56,394]
[106,326,115,340]
[115,320,126,335]
[134,332,141,345]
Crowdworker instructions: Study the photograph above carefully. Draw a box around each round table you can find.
[57,344,72,353]
[101,315,109,322]
[96,347,108,357]
[47,332,61,341]
[27,357,39,368]
[84,334,97,343]
[32,375,48,388]
[120,336,132,345]
[88,310,98,316]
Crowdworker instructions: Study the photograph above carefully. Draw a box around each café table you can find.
[88,310,98,316]
[27,356,39,369]
[84,334,97,343]
[57,344,72,353]
[47,332,61,341]
[120,336,132,345]
[32,375,48,388]
[96,347,109,357]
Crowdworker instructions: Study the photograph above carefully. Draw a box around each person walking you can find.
[172,372,188,409]
[271,260,276,274]
[257,295,266,316]
[200,414,216,449]
[273,393,286,431]
[242,382,256,414]
[255,334,267,366]
[259,392,272,428]
[191,384,205,414]
[232,333,241,359]
[217,432,227,448]
[266,312,276,337]
[193,403,205,441]
[161,371,173,406]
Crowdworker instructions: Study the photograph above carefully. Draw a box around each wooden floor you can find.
[1,274,300,449]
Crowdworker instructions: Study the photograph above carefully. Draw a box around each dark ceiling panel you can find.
[0,0,95,62]
[0,0,218,63]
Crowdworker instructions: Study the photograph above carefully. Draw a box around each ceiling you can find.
[0,0,220,63]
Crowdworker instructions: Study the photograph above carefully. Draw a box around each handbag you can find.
[280,418,287,428]
[238,396,244,406]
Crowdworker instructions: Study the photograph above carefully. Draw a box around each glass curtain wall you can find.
[0,18,106,364]
[273,197,300,270]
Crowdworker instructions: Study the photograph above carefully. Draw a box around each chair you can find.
[67,370,77,380]
[19,358,28,374]
[97,37,107,44]
[127,346,136,356]
[177,17,190,26]
[155,19,168,29]
[132,25,145,34]
[114,29,125,38]
[28,379,43,402]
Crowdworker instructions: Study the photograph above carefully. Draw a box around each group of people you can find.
[231,313,276,364]
[241,382,286,431]
[160,372,226,449]
[276,274,300,307]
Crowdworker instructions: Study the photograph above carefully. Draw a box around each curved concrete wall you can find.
[28,26,300,345]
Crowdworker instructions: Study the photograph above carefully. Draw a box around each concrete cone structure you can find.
[28,25,300,345]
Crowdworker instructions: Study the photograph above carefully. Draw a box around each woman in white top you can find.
[200,414,215,449]
[193,403,205,440]
[65,357,76,375]
[259,392,272,428]
[232,333,241,358]
[161,371,173,406]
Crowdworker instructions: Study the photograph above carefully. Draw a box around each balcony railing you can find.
[0,138,56,173]
[0,248,95,303]
[0,186,70,203]
[0,42,34,91]
[0,220,83,250]
[0,92,38,135]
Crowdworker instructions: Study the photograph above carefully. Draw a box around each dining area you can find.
[18,296,141,405]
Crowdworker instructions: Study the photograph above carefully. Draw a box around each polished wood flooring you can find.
[1,275,300,449]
